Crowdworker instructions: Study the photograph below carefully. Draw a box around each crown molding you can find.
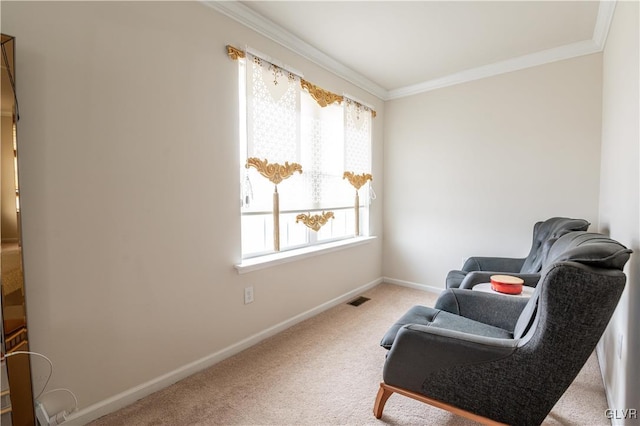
[388,0,616,100]
[592,0,617,49]
[386,39,601,100]
[204,0,617,102]
[202,0,388,100]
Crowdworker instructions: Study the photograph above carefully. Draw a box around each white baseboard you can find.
[596,342,617,426]
[383,276,444,295]
[64,277,384,425]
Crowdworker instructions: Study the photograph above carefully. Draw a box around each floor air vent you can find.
[347,296,371,307]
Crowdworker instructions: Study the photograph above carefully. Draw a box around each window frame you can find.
[232,47,375,262]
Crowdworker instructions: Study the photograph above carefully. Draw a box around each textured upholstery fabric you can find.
[434,289,529,332]
[446,217,590,289]
[512,286,539,339]
[380,305,512,349]
[380,232,630,425]
[519,218,589,271]
[545,232,632,270]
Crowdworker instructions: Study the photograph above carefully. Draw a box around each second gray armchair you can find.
[446,217,589,289]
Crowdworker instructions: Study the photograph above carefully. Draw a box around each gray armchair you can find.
[446,217,589,289]
[376,232,631,425]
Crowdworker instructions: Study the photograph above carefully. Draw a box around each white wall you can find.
[383,54,603,289]
[597,2,640,423]
[1,1,383,421]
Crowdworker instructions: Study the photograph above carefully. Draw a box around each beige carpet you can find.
[90,283,610,425]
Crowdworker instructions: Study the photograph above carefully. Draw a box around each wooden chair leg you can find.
[374,382,508,425]
[373,382,394,419]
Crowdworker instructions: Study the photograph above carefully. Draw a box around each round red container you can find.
[490,275,524,295]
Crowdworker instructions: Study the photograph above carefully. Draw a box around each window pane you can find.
[243,169,275,213]
[241,214,271,255]
[281,212,308,249]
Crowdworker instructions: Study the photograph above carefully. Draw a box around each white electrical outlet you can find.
[35,401,50,426]
[35,400,69,426]
[244,286,254,304]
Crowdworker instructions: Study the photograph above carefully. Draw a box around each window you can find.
[231,47,374,259]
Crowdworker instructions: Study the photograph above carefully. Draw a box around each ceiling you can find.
[208,1,614,100]
[0,2,615,108]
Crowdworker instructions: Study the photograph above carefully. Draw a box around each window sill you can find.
[235,236,377,274]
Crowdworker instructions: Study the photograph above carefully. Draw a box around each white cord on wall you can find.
[40,388,78,413]
[3,350,79,423]
[3,350,53,398]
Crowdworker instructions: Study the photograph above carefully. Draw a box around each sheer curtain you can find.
[235,48,374,257]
